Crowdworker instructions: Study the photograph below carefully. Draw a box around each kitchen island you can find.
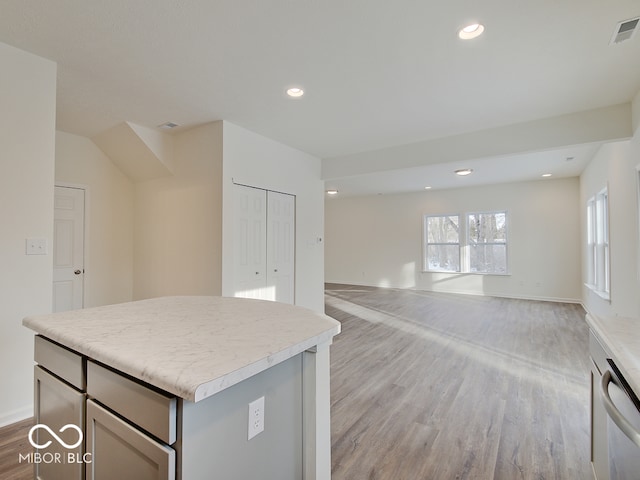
[23,296,340,480]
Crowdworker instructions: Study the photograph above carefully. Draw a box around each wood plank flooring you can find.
[1,285,592,480]
[326,283,593,480]
[0,417,33,480]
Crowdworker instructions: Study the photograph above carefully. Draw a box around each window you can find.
[467,211,507,274]
[423,210,508,274]
[424,215,460,272]
[587,188,609,299]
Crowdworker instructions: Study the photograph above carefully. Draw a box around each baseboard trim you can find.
[0,405,33,428]
[468,291,583,305]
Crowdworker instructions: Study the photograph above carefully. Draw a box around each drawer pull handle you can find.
[600,369,640,448]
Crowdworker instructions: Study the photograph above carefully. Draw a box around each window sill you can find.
[422,271,511,277]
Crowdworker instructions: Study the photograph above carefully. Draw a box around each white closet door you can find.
[233,185,268,300]
[267,191,295,304]
[232,184,295,304]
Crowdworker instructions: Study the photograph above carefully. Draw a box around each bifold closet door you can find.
[267,190,295,304]
[234,185,268,300]
[233,184,295,303]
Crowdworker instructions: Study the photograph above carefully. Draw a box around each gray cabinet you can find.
[32,333,327,479]
[85,400,175,480]
[85,360,176,480]
[34,337,176,480]
[86,361,177,445]
[33,366,85,480]
[33,335,86,480]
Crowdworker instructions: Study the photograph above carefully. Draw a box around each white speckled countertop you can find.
[586,313,640,396]
[23,296,341,402]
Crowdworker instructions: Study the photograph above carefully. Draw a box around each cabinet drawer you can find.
[87,361,177,445]
[34,335,84,390]
[589,330,609,374]
[86,399,175,480]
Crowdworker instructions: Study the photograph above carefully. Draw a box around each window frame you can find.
[466,210,509,275]
[586,188,610,300]
[423,210,509,276]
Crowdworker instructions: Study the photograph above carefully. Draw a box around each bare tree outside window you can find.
[424,211,508,274]
[468,212,507,274]
[425,215,460,272]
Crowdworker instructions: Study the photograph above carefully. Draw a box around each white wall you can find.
[325,177,582,302]
[580,138,640,318]
[133,120,325,311]
[221,122,325,312]
[133,122,223,299]
[0,43,57,425]
[55,131,135,307]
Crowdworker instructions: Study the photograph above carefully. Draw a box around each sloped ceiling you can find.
[92,122,174,182]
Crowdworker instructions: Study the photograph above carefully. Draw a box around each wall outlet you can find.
[248,396,265,440]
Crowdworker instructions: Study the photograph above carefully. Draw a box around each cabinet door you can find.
[85,400,175,480]
[34,366,85,480]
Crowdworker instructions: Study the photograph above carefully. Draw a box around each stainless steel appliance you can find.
[600,359,640,480]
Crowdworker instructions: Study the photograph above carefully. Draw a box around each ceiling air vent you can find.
[610,17,640,45]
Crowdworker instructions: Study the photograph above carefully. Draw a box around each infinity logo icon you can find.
[28,424,83,450]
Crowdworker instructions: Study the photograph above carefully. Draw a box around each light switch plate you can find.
[26,238,48,255]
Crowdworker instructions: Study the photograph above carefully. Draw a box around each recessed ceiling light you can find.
[458,23,485,40]
[286,87,304,98]
[326,189,338,195]
[455,168,473,176]
[542,173,553,177]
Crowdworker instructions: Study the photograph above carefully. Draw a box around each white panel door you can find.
[53,186,85,312]
[233,184,268,300]
[267,191,295,304]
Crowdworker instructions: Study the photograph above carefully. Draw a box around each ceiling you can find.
[326,144,601,196]
[1,1,639,195]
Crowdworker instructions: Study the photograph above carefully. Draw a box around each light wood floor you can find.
[326,284,593,480]
[0,417,33,480]
[1,285,592,480]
